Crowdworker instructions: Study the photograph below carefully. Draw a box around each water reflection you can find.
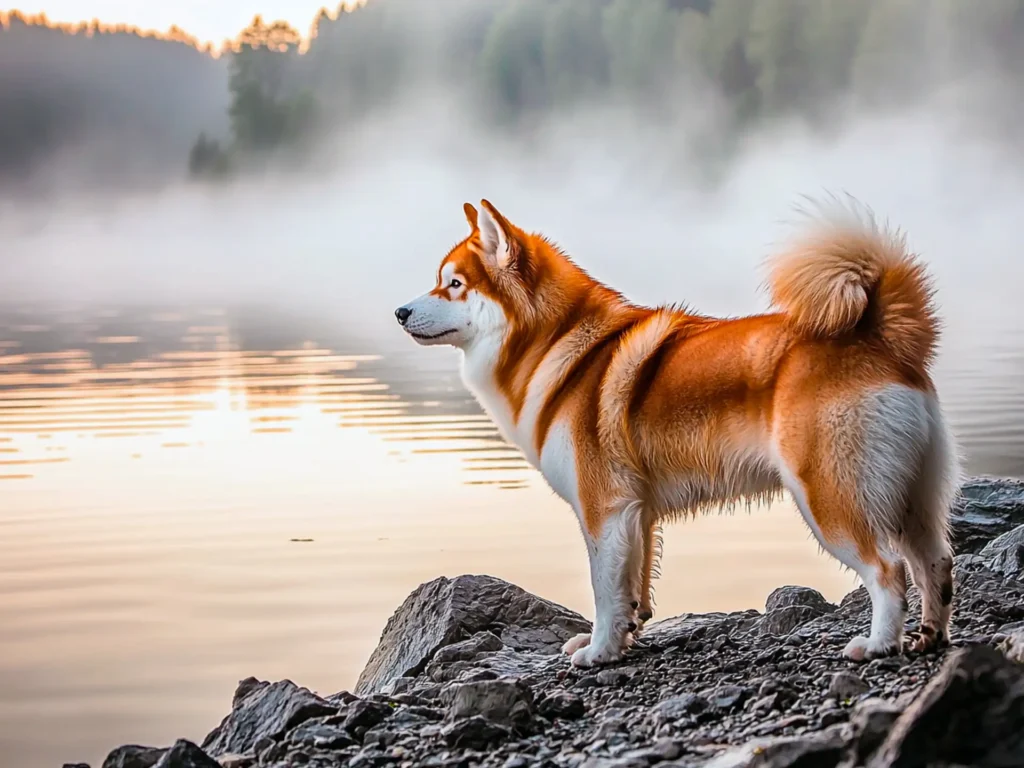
[0,308,533,491]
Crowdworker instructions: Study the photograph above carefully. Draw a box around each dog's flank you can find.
[396,197,959,667]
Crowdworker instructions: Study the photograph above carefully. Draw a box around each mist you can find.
[4,90,1023,348]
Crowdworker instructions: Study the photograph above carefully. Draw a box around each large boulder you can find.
[200,678,336,757]
[867,645,1024,768]
[978,524,1024,580]
[950,477,1024,554]
[354,575,590,695]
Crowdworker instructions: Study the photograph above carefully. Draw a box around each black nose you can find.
[395,307,412,325]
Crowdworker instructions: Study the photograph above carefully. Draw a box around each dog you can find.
[395,198,959,668]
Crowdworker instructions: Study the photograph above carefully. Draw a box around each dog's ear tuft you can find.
[478,200,516,270]
[463,203,478,232]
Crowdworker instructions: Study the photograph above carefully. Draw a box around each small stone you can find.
[285,718,357,750]
[216,753,253,768]
[342,700,395,735]
[820,709,847,727]
[998,629,1024,663]
[828,671,869,700]
[647,693,708,726]
[595,669,629,687]
[441,716,509,749]
[537,690,585,720]
[707,685,750,712]
[153,741,220,768]
[442,679,533,726]
[102,745,167,768]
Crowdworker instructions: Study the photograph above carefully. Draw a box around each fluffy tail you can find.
[766,201,940,370]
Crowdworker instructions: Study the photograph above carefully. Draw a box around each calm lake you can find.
[1,303,1022,768]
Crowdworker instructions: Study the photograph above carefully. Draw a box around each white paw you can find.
[570,641,624,668]
[562,633,591,656]
[843,634,900,662]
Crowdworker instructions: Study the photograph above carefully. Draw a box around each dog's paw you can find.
[570,641,624,668]
[903,626,948,654]
[562,633,591,656]
[843,635,901,662]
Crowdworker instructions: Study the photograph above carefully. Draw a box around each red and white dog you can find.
[395,199,959,667]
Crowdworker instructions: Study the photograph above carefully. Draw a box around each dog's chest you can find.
[460,343,582,507]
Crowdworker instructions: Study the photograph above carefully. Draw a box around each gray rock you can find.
[707,685,751,712]
[283,717,356,750]
[355,575,590,695]
[431,631,505,665]
[647,693,708,726]
[442,679,533,726]
[340,699,394,736]
[868,645,1024,767]
[151,741,219,768]
[950,477,1024,554]
[979,524,1024,579]
[703,727,846,767]
[426,644,560,685]
[595,668,632,686]
[440,716,510,749]
[200,679,336,757]
[998,629,1024,663]
[644,610,761,648]
[765,586,835,614]
[102,745,167,768]
[537,690,585,720]
[759,606,827,637]
[828,671,870,700]
[618,738,683,763]
[839,699,902,767]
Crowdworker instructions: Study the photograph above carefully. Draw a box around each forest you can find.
[3,1,1024,189]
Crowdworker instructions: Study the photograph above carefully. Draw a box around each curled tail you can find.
[766,201,940,370]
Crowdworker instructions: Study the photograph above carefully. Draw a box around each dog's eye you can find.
[449,279,462,289]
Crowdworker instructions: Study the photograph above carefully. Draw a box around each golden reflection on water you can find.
[0,308,902,767]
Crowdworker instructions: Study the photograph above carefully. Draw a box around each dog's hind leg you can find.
[636,520,661,631]
[900,396,958,652]
[780,463,908,660]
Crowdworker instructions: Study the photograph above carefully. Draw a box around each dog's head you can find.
[395,200,538,350]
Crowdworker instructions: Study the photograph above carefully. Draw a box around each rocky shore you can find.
[89,477,1024,768]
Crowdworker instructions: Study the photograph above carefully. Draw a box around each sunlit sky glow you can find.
[5,2,354,44]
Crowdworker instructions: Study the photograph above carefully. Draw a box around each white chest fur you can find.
[460,341,579,508]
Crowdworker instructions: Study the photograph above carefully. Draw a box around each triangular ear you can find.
[463,203,478,232]
[477,199,516,270]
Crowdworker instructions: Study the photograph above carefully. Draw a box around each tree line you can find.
[192,0,1024,178]
[4,1,1024,190]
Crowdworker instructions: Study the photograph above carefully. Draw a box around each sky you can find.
[7,2,344,43]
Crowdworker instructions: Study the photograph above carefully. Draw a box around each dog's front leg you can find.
[568,501,644,668]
